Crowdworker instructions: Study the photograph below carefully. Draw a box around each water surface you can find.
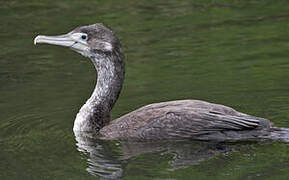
[1,0,289,179]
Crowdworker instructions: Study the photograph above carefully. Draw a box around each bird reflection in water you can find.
[74,131,245,179]
[75,132,125,178]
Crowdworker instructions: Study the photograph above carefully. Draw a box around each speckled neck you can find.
[73,49,125,132]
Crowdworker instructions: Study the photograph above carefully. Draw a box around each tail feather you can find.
[265,127,289,142]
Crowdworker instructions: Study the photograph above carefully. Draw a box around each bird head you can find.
[34,24,120,57]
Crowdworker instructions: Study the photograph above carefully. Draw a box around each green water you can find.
[1,0,289,179]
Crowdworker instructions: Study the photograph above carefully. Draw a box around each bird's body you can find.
[34,24,288,142]
[99,100,272,141]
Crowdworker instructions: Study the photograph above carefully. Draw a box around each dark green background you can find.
[0,0,289,179]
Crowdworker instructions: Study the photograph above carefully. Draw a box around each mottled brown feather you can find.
[99,100,272,141]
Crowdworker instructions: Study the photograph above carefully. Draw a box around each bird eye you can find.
[81,35,87,40]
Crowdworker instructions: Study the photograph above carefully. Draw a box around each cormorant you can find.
[34,24,289,142]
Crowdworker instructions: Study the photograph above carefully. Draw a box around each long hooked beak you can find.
[34,33,76,47]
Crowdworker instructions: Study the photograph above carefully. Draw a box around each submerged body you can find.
[34,24,288,142]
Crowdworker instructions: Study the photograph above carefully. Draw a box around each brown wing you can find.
[100,100,271,141]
